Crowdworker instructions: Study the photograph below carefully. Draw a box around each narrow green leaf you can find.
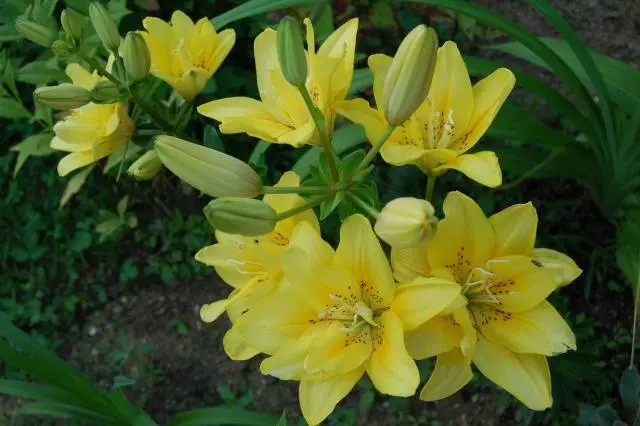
[293,124,366,178]
[10,133,55,177]
[616,209,640,291]
[0,24,21,42]
[16,402,119,425]
[167,407,278,426]
[60,165,95,208]
[463,56,597,143]
[248,141,270,167]
[17,61,66,85]
[525,0,615,150]
[489,38,640,115]
[212,0,316,29]
[0,380,107,414]
[620,368,640,412]
[400,0,603,140]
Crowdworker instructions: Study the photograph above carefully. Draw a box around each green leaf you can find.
[107,0,132,24]
[620,368,640,412]
[400,0,602,137]
[16,402,116,424]
[167,407,278,426]
[275,411,287,426]
[0,97,30,119]
[212,0,316,29]
[248,141,270,167]
[349,68,373,95]
[293,124,367,178]
[616,209,640,291]
[371,1,396,28]
[203,125,225,152]
[17,60,65,85]
[463,56,596,142]
[313,2,334,42]
[0,24,21,42]
[490,38,640,115]
[0,380,98,411]
[103,143,143,173]
[117,195,129,219]
[60,165,94,208]
[10,133,55,177]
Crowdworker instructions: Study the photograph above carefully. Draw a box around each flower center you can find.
[460,259,515,306]
[318,294,380,332]
[424,107,456,149]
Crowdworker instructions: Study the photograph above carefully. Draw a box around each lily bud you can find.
[121,32,150,82]
[15,17,56,48]
[128,149,162,180]
[203,198,277,236]
[382,25,438,126]
[374,197,438,248]
[61,8,84,40]
[276,16,308,88]
[51,40,73,58]
[90,80,120,103]
[531,248,582,287]
[154,135,263,198]
[89,2,121,52]
[35,83,92,110]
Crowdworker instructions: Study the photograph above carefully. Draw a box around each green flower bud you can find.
[89,2,121,52]
[154,135,263,198]
[121,32,150,82]
[276,16,308,88]
[383,25,438,126]
[128,149,162,180]
[90,80,120,103]
[51,40,73,58]
[15,17,56,48]
[34,83,92,110]
[61,8,84,40]
[203,197,276,236]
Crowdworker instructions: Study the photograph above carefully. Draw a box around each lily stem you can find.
[425,173,436,202]
[351,125,395,179]
[263,185,333,195]
[347,191,380,219]
[298,86,340,184]
[275,195,329,221]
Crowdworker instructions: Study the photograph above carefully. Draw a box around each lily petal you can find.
[475,301,576,356]
[435,151,502,188]
[405,315,463,360]
[489,202,538,257]
[428,191,495,281]
[366,311,419,396]
[223,326,259,360]
[334,214,394,310]
[199,298,230,323]
[305,321,372,376]
[368,53,392,110]
[390,240,430,283]
[473,336,552,410]
[299,367,365,426]
[531,248,582,287]
[391,277,461,331]
[335,98,387,144]
[420,348,473,401]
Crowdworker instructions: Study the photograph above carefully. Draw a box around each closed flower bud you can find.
[128,149,162,180]
[276,16,308,88]
[203,197,276,236]
[154,135,263,198]
[51,40,73,58]
[383,25,438,126]
[90,80,120,103]
[61,8,84,40]
[15,17,56,48]
[35,83,92,110]
[121,32,150,82]
[374,197,437,248]
[89,2,121,52]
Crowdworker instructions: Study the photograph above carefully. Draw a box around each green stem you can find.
[351,125,395,178]
[275,196,329,221]
[425,173,436,202]
[347,192,380,219]
[299,86,339,184]
[263,185,333,195]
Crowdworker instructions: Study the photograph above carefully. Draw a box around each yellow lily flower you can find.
[194,172,319,360]
[336,41,515,187]
[197,18,358,147]
[50,64,134,177]
[141,11,235,101]
[236,214,461,425]
[393,191,580,410]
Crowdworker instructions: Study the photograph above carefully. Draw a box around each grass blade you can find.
[398,0,604,142]
[212,0,316,29]
[167,407,278,426]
